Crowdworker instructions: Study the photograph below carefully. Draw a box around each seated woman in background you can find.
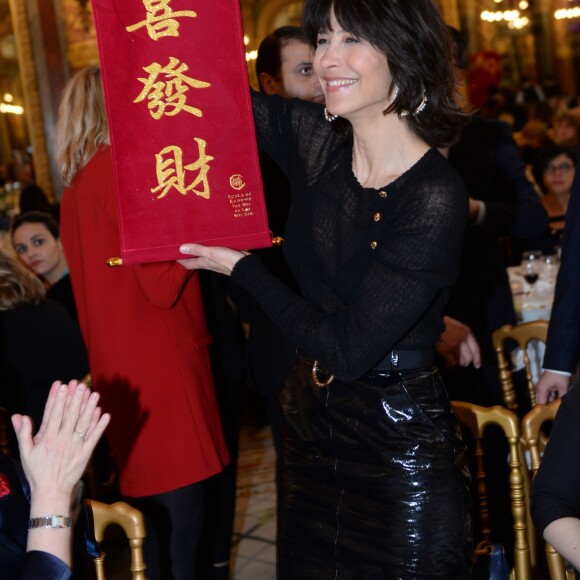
[532,144,576,249]
[1,379,110,580]
[0,249,88,430]
[552,111,580,151]
[11,211,77,322]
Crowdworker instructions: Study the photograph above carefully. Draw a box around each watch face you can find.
[51,515,65,527]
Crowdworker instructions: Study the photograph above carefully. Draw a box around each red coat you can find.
[60,147,229,497]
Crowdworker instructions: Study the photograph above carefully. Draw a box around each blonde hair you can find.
[55,66,110,186]
[0,249,46,311]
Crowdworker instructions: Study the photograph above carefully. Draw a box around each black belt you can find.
[307,348,434,388]
[373,348,434,371]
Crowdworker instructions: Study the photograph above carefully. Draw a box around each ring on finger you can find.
[74,430,85,439]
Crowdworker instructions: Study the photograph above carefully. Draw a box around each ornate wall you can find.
[1,0,578,200]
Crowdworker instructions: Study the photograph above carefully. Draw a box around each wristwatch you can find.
[28,515,73,529]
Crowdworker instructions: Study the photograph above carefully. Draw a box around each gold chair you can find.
[80,373,93,389]
[452,401,532,579]
[522,400,573,580]
[492,320,549,413]
[84,499,147,580]
[522,399,561,477]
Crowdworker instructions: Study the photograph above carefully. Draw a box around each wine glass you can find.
[542,254,558,284]
[521,259,540,295]
[521,250,543,263]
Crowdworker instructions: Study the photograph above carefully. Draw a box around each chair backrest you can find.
[522,399,561,477]
[84,499,147,580]
[451,401,532,579]
[80,373,93,389]
[492,321,549,413]
[521,400,573,580]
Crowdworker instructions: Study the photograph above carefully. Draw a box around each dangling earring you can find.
[398,90,428,118]
[324,107,338,122]
[412,90,428,116]
[391,86,399,102]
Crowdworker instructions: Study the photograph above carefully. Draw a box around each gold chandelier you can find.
[480,0,531,30]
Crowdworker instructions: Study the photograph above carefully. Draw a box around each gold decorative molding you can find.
[61,0,99,70]
[7,0,53,199]
[255,0,300,42]
[438,0,461,28]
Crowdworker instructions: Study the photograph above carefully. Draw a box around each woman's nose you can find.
[319,42,340,68]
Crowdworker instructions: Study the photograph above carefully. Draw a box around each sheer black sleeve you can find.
[251,91,341,191]
[232,150,467,381]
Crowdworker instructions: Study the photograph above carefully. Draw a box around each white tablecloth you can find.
[507,262,559,382]
[507,262,558,322]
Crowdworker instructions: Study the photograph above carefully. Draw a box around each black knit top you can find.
[231,93,468,382]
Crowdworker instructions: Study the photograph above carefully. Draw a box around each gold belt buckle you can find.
[311,360,335,388]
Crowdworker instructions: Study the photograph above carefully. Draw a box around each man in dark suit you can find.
[441,115,548,405]
[536,149,580,403]
[438,28,548,407]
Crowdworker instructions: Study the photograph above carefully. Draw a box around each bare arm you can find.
[12,381,110,566]
[544,517,580,570]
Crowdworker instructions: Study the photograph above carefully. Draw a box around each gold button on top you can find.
[373,212,381,222]
[379,190,388,198]
[370,241,378,250]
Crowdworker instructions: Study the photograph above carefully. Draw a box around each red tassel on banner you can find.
[91,0,272,264]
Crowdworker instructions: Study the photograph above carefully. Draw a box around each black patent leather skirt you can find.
[277,359,473,579]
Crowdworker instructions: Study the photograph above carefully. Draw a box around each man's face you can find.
[279,39,325,104]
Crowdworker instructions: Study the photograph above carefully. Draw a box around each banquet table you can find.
[507,260,559,381]
[507,260,559,323]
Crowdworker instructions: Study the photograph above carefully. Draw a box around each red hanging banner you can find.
[91,0,271,264]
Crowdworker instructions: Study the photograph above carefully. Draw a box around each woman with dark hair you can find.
[180,0,472,577]
[11,211,77,322]
[523,143,577,255]
[532,144,576,232]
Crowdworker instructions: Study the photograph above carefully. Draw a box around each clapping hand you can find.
[12,380,110,499]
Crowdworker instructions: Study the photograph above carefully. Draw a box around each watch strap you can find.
[28,514,73,529]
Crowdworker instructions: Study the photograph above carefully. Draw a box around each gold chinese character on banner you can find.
[152,138,214,200]
[134,57,211,120]
[126,0,196,40]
